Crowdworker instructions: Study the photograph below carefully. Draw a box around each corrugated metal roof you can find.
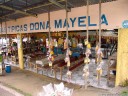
[0,0,116,22]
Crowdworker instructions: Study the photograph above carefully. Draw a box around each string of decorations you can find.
[82,0,91,88]
[96,0,103,86]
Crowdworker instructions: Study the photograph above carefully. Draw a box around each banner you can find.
[0,0,128,34]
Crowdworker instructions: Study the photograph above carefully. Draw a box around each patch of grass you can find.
[121,91,128,96]
[0,82,32,96]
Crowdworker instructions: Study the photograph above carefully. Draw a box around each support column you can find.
[17,33,24,69]
[116,28,128,86]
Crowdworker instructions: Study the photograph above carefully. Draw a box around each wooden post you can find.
[97,0,102,86]
[17,33,24,69]
[99,0,101,48]
[66,0,69,49]
[86,0,89,41]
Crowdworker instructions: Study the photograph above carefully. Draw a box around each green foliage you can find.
[120,79,128,87]
[1,82,32,96]
[121,91,128,96]
[0,55,2,62]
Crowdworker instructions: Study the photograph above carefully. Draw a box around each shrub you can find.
[121,91,128,96]
[120,79,128,87]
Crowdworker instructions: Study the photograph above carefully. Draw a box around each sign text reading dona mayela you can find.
[0,14,108,33]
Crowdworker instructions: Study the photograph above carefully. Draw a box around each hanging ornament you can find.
[48,54,51,61]
[95,44,99,52]
[50,50,54,55]
[66,48,72,56]
[84,57,90,64]
[67,61,70,67]
[47,47,54,67]
[69,50,72,56]
[50,39,54,49]
[83,64,89,88]
[95,44,103,86]
[96,48,104,63]
[96,63,102,82]
[85,48,91,58]
[46,49,50,57]
[83,64,89,78]
[66,71,72,83]
[83,38,92,86]
[96,64,102,75]
[54,39,58,47]
[64,39,67,49]
[49,61,53,67]
[83,35,92,87]
[64,55,70,63]
[52,56,54,61]
[84,39,88,45]
[48,55,54,67]
[84,58,88,64]
[87,42,91,49]
[84,48,91,64]
[95,44,104,63]
[48,54,54,61]
[46,38,49,48]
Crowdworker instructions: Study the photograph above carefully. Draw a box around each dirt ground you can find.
[0,67,110,96]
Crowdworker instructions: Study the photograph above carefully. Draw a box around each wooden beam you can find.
[49,0,71,12]
[0,5,37,17]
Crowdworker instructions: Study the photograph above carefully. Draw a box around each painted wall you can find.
[0,0,128,34]
[116,28,128,86]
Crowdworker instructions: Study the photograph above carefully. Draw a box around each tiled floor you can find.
[4,57,115,90]
[40,59,110,89]
[31,59,114,89]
